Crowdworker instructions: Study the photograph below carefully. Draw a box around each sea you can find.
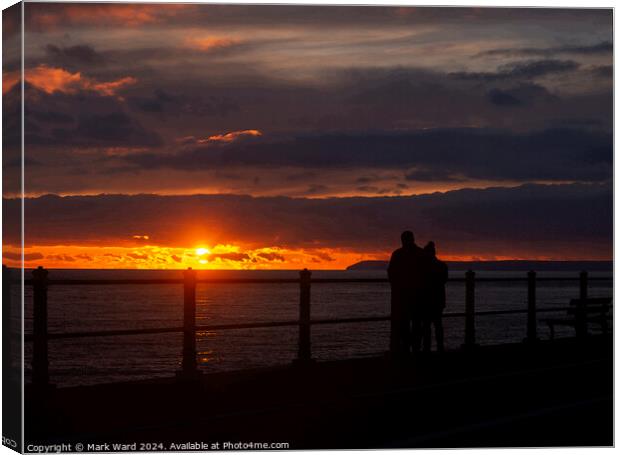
[14,268,613,388]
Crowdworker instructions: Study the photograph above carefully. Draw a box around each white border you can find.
[0,2,615,455]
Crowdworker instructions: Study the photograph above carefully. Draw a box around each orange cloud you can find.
[3,71,20,94]
[177,130,263,147]
[257,252,286,262]
[25,65,82,94]
[208,129,262,143]
[28,4,193,29]
[89,77,138,97]
[4,65,137,96]
[186,37,238,52]
[46,254,76,262]
[4,242,592,270]
[207,252,250,262]
[2,244,378,270]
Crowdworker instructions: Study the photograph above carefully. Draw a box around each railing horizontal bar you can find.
[538,277,611,281]
[467,308,537,317]
[303,277,606,283]
[24,306,590,341]
[38,326,185,340]
[491,277,612,282]
[21,276,612,286]
[198,279,300,284]
[310,316,390,325]
[305,278,393,283]
[196,320,300,331]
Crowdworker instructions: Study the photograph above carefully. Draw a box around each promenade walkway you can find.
[26,335,612,449]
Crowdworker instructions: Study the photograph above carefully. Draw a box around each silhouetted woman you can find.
[422,241,448,352]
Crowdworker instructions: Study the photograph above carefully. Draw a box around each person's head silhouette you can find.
[401,230,415,248]
[424,241,436,256]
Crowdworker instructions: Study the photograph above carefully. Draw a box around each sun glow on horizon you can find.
[3,244,379,270]
[2,242,611,271]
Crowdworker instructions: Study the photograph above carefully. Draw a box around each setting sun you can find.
[196,247,210,256]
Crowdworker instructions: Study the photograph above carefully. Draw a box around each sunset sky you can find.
[2,3,613,269]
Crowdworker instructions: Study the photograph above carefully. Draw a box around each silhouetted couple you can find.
[388,231,448,356]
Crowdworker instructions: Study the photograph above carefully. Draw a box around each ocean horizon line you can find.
[12,258,614,273]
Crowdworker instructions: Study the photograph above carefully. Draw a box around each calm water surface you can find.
[17,269,612,387]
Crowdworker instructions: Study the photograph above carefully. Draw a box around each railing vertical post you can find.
[177,267,201,380]
[462,270,477,350]
[3,266,12,376]
[32,266,51,389]
[575,271,588,339]
[294,268,313,365]
[579,271,588,301]
[525,270,538,343]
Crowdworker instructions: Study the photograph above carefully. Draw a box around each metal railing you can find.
[2,265,612,389]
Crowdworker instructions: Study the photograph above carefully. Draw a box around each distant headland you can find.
[346,260,613,271]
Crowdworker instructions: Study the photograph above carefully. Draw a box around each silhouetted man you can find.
[387,231,428,355]
[422,241,448,353]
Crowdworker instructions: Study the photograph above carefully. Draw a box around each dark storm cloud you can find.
[24,85,162,148]
[2,2,20,41]
[502,60,580,79]
[4,157,42,168]
[75,113,162,146]
[19,57,606,166]
[356,175,381,184]
[589,65,613,78]
[113,64,609,138]
[26,108,74,124]
[332,64,608,129]
[487,89,520,106]
[404,169,465,182]
[487,84,556,107]
[122,128,612,183]
[478,41,612,58]
[180,96,240,117]
[128,90,239,117]
[449,60,580,81]
[17,57,612,197]
[288,171,317,181]
[29,112,162,148]
[3,84,22,148]
[190,5,609,29]
[127,89,174,113]
[552,118,605,129]
[25,4,611,32]
[45,44,105,67]
[5,183,611,256]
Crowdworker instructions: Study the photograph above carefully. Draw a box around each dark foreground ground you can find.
[26,336,613,450]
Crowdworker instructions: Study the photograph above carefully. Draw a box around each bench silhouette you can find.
[541,297,612,340]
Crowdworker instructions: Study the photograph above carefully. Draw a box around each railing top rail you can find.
[18,275,613,286]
